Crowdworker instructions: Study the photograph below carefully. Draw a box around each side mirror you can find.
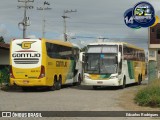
[79,52,84,62]
[118,52,121,63]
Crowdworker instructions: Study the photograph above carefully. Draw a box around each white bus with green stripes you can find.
[82,42,146,89]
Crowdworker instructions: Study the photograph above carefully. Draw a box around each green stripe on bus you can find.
[100,74,111,79]
[66,60,75,79]
[127,61,134,79]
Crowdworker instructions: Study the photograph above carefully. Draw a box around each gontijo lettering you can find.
[12,53,41,58]
[56,61,67,67]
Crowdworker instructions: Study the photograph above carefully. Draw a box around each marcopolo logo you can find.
[17,41,36,49]
[124,1,159,29]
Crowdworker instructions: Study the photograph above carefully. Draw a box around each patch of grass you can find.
[135,79,160,107]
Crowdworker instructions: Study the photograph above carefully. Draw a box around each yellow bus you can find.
[10,38,82,91]
[82,42,146,89]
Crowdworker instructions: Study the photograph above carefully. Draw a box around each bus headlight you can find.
[109,75,118,79]
[84,74,90,79]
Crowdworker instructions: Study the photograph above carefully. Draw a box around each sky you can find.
[0,0,160,49]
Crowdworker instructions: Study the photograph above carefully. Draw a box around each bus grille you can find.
[13,58,39,64]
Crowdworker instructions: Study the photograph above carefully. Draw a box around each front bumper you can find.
[81,78,120,86]
[10,78,47,87]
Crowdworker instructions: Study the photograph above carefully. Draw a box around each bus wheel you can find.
[49,78,56,91]
[120,77,126,89]
[77,74,81,85]
[56,78,62,90]
[137,75,142,85]
[73,74,81,86]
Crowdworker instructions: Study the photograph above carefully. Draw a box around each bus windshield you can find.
[84,53,117,74]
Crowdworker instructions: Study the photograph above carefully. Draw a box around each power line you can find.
[45,18,125,25]
[67,21,125,25]
[72,36,148,40]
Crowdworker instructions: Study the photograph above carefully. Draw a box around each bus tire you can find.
[73,74,81,86]
[137,75,142,85]
[77,74,81,85]
[56,77,62,90]
[54,78,58,90]
[120,77,126,89]
[49,77,56,91]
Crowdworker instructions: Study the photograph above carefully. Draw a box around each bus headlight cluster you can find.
[84,74,90,79]
[109,75,118,79]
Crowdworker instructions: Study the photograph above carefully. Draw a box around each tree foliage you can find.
[81,46,87,52]
[0,36,5,43]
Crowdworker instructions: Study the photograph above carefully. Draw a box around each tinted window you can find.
[46,42,72,59]
[123,46,145,61]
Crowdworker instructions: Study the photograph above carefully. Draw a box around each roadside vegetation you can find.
[0,66,9,88]
[135,79,160,107]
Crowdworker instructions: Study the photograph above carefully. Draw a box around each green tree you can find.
[0,36,5,43]
[81,46,87,52]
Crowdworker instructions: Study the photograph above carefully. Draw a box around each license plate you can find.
[23,80,29,84]
[97,81,103,84]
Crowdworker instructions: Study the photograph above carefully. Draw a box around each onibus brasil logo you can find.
[124,1,159,29]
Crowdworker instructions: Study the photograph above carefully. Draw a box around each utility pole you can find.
[18,0,34,38]
[62,9,77,41]
[37,1,51,38]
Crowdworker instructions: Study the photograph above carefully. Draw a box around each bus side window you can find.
[123,46,128,60]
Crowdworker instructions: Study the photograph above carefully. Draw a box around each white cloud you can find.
[27,35,37,39]
[0,0,159,48]
[0,24,8,36]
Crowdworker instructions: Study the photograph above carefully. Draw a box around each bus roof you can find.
[88,42,144,51]
[12,38,80,49]
[44,39,80,48]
